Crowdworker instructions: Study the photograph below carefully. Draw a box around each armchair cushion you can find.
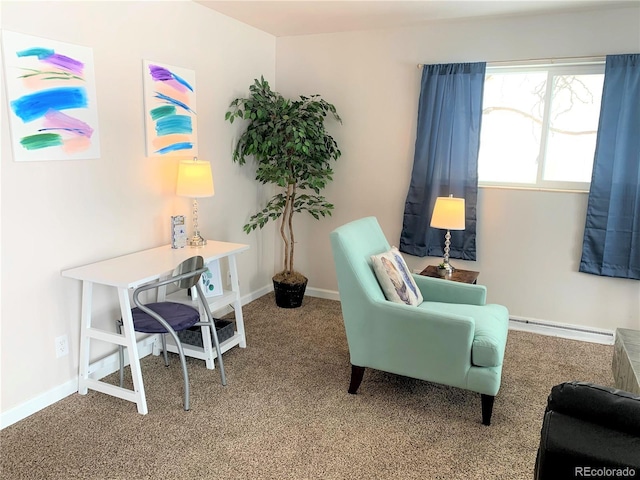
[418,302,509,367]
[371,247,423,306]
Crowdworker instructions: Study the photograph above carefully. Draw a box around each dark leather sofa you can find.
[534,381,640,479]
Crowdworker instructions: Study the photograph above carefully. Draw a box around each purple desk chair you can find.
[117,255,226,410]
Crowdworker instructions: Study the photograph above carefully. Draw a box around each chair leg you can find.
[161,334,169,367]
[116,320,125,388]
[166,330,191,411]
[481,394,495,426]
[149,325,191,410]
[348,365,365,394]
[132,304,192,410]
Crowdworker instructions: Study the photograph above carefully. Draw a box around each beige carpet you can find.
[1,294,613,479]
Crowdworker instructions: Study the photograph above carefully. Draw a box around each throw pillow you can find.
[371,247,423,306]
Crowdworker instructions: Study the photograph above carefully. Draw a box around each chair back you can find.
[330,216,390,305]
[173,256,205,290]
[133,256,208,309]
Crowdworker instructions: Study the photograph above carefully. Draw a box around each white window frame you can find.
[478,58,605,192]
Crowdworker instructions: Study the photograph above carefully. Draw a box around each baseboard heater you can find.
[509,316,614,344]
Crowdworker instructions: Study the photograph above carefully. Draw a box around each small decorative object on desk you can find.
[171,215,187,249]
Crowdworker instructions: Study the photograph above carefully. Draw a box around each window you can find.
[478,61,605,191]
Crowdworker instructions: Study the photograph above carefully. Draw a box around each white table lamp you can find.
[176,158,214,247]
[430,194,465,272]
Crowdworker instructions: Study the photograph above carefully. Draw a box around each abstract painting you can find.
[143,60,198,157]
[2,31,101,161]
[199,260,223,297]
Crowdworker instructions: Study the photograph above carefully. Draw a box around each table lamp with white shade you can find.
[176,158,214,247]
[430,194,466,273]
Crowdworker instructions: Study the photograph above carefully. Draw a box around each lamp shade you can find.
[430,196,465,230]
[176,160,214,198]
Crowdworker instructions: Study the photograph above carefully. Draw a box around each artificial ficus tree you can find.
[225,77,342,284]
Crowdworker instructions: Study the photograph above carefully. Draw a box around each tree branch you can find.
[483,106,597,136]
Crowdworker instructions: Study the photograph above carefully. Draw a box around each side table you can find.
[418,265,479,285]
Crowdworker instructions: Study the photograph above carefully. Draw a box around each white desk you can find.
[61,241,249,414]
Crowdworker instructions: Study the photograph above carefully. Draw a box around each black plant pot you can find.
[273,276,308,308]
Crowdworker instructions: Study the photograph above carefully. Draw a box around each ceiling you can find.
[194,0,637,37]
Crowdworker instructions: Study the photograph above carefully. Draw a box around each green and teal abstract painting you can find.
[2,31,101,161]
[143,60,198,157]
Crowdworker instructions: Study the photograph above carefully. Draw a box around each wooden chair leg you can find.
[481,394,495,426]
[348,365,365,394]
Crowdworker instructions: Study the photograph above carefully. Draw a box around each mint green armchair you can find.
[330,217,509,425]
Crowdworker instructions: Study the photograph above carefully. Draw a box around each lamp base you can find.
[187,234,207,247]
[440,261,455,274]
[442,229,455,273]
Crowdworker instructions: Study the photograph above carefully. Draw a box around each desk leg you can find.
[78,281,93,395]
[200,320,216,370]
[117,288,148,415]
[229,255,246,348]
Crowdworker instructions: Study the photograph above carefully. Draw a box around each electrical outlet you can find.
[55,334,69,358]
[226,270,232,287]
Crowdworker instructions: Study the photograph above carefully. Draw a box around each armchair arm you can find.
[413,274,487,306]
[547,381,640,436]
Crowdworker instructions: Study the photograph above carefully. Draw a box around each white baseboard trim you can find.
[0,336,160,431]
[509,315,614,345]
[0,379,78,430]
[240,283,273,306]
[305,287,340,301]
[1,283,274,431]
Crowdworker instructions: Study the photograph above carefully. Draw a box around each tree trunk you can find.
[288,183,297,273]
[281,183,292,273]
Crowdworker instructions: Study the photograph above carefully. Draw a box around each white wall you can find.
[1,1,276,414]
[276,6,640,331]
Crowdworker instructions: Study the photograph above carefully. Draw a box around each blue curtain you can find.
[400,62,485,259]
[580,54,640,280]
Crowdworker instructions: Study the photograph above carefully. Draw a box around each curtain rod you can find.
[417,55,605,68]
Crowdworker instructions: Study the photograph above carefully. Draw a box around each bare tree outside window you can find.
[478,63,604,190]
